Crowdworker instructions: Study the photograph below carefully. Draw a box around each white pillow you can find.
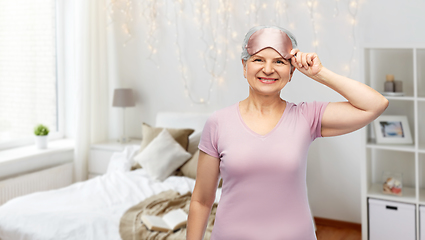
[134,129,192,181]
[107,145,141,173]
[187,131,202,155]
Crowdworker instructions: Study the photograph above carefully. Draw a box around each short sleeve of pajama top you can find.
[198,101,329,240]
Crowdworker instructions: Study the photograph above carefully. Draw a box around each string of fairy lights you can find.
[306,1,319,53]
[108,0,361,104]
[333,0,340,17]
[347,0,359,77]
[106,0,134,46]
[144,0,159,66]
[274,0,290,28]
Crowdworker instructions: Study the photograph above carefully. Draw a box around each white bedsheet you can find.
[0,168,219,240]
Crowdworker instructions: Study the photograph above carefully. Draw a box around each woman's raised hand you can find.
[290,49,323,78]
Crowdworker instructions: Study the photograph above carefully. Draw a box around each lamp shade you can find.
[112,88,135,107]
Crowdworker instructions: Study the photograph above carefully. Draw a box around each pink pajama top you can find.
[198,101,329,240]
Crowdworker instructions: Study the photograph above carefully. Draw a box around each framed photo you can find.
[373,115,413,144]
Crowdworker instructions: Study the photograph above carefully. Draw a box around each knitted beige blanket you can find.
[120,190,217,240]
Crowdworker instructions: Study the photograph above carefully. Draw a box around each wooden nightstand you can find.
[88,139,141,179]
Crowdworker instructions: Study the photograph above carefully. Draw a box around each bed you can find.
[0,112,218,240]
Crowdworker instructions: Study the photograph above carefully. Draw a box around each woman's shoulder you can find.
[210,102,238,117]
[286,101,329,120]
[284,101,329,115]
[205,103,239,124]
[287,101,328,109]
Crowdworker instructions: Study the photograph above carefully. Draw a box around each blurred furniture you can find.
[361,45,425,239]
[368,198,415,240]
[0,139,74,206]
[0,112,211,240]
[88,139,141,179]
[113,88,136,143]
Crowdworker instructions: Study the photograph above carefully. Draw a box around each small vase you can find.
[35,135,48,149]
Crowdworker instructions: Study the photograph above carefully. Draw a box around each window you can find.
[0,0,61,149]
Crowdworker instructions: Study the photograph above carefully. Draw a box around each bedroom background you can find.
[2,0,422,227]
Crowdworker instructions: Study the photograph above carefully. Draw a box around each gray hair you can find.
[241,25,298,62]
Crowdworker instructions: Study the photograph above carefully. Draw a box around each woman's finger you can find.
[291,56,297,68]
[301,52,308,69]
[294,51,303,68]
[307,53,313,66]
[290,49,303,69]
[290,48,300,57]
[291,56,299,68]
[296,51,303,68]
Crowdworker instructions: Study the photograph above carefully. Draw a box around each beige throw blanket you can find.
[120,190,217,240]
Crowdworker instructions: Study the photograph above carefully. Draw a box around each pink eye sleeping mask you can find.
[245,28,293,60]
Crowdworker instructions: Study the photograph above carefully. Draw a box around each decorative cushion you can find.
[133,123,194,169]
[179,149,223,188]
[187,132,202,155]
[140,123,194,151]
[134,129,192,181]
[180,149,199,179]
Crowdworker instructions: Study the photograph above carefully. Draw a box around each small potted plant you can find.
[34,124,49,149]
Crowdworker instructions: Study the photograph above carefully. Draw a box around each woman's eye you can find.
[253,58,262,62]
[276,60,285,64]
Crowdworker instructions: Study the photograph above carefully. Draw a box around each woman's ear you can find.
[242,59,247,78]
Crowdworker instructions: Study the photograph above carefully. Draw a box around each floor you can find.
[316,225,362,240]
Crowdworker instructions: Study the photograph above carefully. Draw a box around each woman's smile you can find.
[258,77,278,84]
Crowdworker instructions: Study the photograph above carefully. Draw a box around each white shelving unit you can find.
[361,45,425,240]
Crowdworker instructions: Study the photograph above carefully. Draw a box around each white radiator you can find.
[0,162,73,205]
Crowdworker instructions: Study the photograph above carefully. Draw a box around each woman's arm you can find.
[186,151,220,240]
[290,49,389,137]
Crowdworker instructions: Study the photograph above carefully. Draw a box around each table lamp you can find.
[112,88,135,143]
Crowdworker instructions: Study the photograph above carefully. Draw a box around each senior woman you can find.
[186,26,388,240]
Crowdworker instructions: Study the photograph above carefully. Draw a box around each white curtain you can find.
[73,0,109,182]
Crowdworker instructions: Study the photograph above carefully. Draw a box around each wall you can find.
[71,0,425,223]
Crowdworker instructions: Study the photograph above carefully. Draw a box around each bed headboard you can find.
[155,112,211,133]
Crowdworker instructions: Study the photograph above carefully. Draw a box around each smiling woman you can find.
[186,25,388,240]
[243,48,293,96]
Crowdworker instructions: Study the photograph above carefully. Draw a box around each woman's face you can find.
[243,47,294,96]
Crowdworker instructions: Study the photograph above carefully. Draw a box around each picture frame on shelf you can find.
[373,115,413,144]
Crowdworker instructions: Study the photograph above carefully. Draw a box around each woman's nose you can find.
[262,62,274,74]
